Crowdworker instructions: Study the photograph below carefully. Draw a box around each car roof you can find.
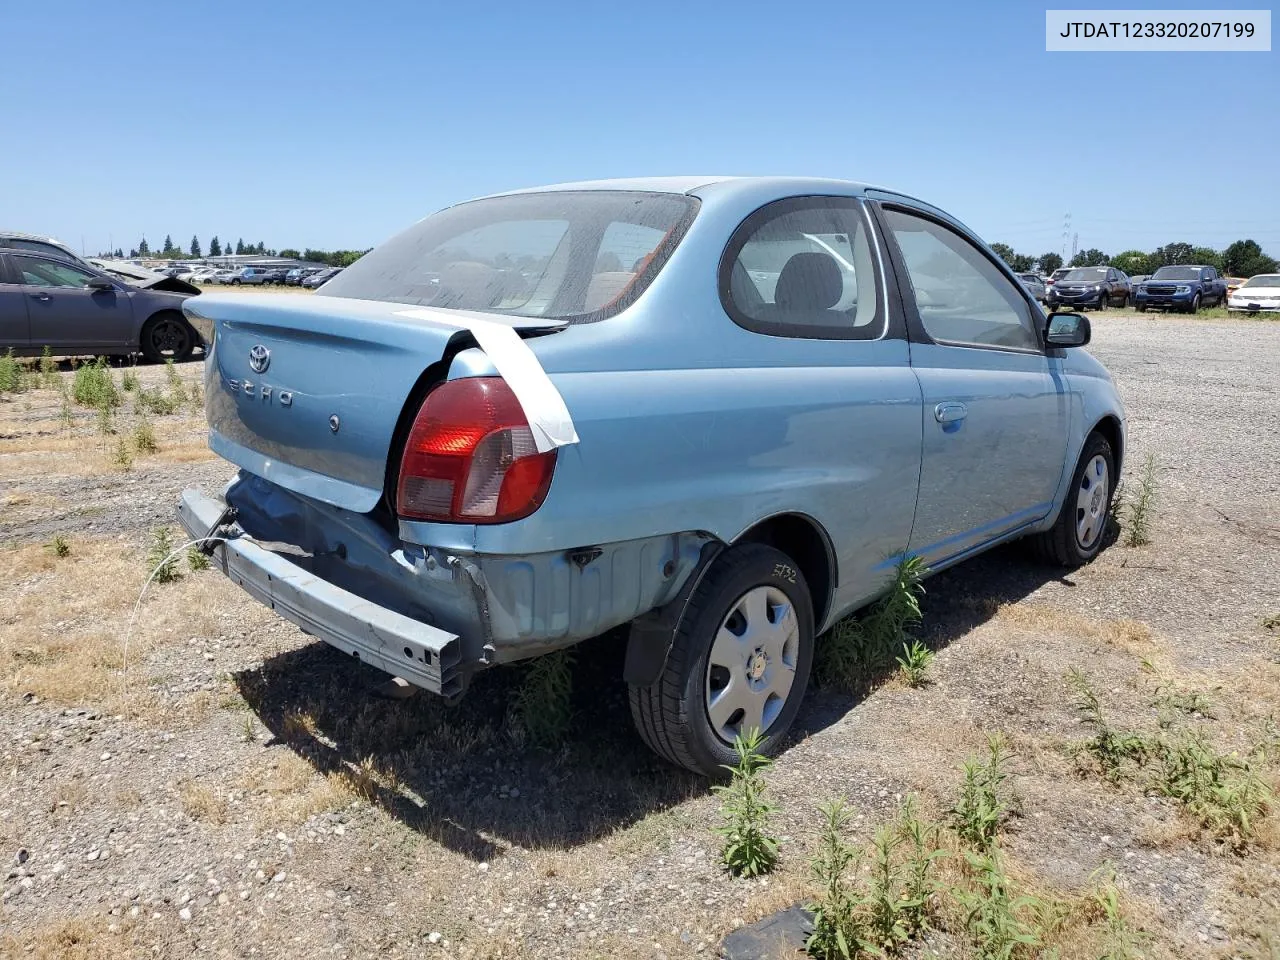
[481,175,888,201]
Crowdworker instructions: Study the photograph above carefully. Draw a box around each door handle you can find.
[29,292,51,302]
[934,401,968,424]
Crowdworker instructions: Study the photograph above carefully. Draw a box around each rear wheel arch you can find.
[732,512,835,630]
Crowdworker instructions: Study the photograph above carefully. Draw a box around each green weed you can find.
[187,546,210,572]
[1153,731,1273,847]
[0,350,29,394]
[512,649,574,748]
[1091,866,1146,960]
[818,555,927,689]
[146,527,184,584]
[896,639,935,688]
[135,387,179,415]
[132,418,157,454]
[39,346,58,388]
[121,367,140,392]
[806,799,862,959]
[71,358,119,408]
[1121,453,1159,546]
[895,795,947,937]
[111,438,133,470]
[950,734,1011,851]
[713,728,779,877]
[951,849,1043,960]
[1068,668,1152,779]
[47,536,71,558]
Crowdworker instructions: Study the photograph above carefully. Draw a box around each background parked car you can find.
[0,250,201,361]
[1045,267,1071,293]
[0,231,91,267]
[1226,273,1280,313]
[1132,265,1227,312]
[1224,276,1248,294]
[1018,272,1047,302]
[302,267,343,288]
[210,269,237,284]
[229,267,275,285]
[286,267,324,286]
[1046,266,1129,310]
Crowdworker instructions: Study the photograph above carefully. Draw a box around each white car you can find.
[1227,274,1280,313]
[210,270,237,284]
[188,268,219,284]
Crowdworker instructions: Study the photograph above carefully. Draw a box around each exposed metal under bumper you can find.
[177,488,463,696]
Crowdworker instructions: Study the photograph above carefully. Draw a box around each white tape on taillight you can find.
[393,308,579,452]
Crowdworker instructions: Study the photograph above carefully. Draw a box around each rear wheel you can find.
[140,312,195,363]
[1028,431,1114,567]
[628,543,815,776]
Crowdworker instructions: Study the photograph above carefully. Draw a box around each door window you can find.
[883,208,1040,351]
[720,197,882,339]
[17,256,97,288]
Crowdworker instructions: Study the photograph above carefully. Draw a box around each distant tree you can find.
[1112,250,1154,276]
[114,248,124,259]
[1188,246,1222,271]
[1152,242,1195,267]
[278,248,300,259]
[1037,252,1063,274]
[255,241,266,254]
[209,236,222,257]
[1008,253,1035,272]
[128,248,138,259]
[989,242,1016,263]
[1221,239,1278,277]
[161,234,176,257]
[1069,248,1108,267]
[138,237,150,256]
[235,239,245,255]
[190,235,201,257]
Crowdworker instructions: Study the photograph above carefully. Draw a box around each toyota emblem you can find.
[248,344,270,374]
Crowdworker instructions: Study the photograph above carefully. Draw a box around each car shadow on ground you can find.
[234,530,1113,862]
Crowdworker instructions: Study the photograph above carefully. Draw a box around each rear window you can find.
[319,190,698,322]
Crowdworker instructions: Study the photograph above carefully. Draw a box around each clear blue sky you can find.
[3,1,1276,259]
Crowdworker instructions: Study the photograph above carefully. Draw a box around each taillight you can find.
[396,377,557,523]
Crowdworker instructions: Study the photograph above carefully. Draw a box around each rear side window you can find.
[719,197,883,340]
[883,207,1040,352]
[320,190,698,323]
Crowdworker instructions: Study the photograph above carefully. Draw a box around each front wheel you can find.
[628,543,815,776]
[140,312,195,363]
[1028,431,1115,567]
[1187,293,1201,314]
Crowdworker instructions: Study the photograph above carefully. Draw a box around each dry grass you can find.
[180,781,230,825]
[0,536,227,719]
[0,916,140,960]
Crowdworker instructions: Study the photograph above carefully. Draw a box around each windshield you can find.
[1241,274,1280,288]
[1152,267,1201,281]
[1064,268,1107,281]
[321,190,698,322]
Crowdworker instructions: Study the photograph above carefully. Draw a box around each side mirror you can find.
[1045,312,1091,347]
[86,276,115,291]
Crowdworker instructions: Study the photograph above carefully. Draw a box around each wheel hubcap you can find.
[704,585,798,744]
[1075,454,1109,549]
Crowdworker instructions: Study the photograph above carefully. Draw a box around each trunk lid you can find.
[184,293,563,513]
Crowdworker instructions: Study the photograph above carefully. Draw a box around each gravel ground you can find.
[1,314,1277,959]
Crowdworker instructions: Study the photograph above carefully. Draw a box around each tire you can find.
[1028,431,1115,567]
[627,543,815,777]
[1095,293,1106,311]
[1136,303,1146,312]
[231,278,242,285]
[1187,293,1201,314]
[140,312,195,363]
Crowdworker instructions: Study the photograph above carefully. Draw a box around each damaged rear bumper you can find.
[177,487,464,695]
[178,473,712,696]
